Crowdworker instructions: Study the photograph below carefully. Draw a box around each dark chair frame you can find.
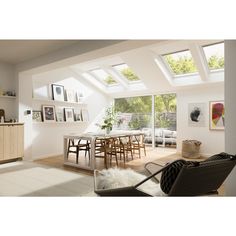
[94,157,236,197]
[67,139,90,164]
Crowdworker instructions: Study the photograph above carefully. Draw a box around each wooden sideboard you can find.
[0,123,24,163]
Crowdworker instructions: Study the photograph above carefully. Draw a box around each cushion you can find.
[160,160,198,194]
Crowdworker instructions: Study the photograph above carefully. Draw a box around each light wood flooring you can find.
[34,146,177,175]
[0,146,225,196]
[34,146,224,196]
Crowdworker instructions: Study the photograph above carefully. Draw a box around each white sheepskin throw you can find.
[96,168,165,196]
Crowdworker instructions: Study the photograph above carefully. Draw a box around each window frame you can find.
[90,68,119,87]
[112,63,141,84]
[161,49,199,78]
[202,41,224,72]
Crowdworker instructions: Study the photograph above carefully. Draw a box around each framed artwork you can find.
[66,89,76,103]
[51,84,65,101]
[32,111,42,122]
[209,101,225,130]
[42,105,56,122]
[64,108,75,122]
[81,109,89,122]
[188,103,206,127]
[56,107,65,122]
[76,91,84,103]
[74,108,82,121]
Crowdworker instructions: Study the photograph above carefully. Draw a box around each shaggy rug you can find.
[96,168,165,196]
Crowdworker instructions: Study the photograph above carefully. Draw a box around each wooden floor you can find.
[35,146,177,175]
[34,146,225,196]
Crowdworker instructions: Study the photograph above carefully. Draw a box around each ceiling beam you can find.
[189,43,209,81]
[120,48,172,91]
[101,65,129,89]
[69,67,108,96]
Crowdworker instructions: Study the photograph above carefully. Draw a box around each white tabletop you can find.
[64,130,144,139]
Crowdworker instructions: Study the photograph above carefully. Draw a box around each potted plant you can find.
[99,106,116,134]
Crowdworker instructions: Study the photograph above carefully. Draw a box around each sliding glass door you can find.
[114,96,153,146]
[114,93,177,148]
[154,94,177,147]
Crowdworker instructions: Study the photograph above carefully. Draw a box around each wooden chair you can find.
[0,109,5,122]
[131,134,146,159]
[118,135,133,163]
[106,138,119,167]
[67,139,90,164]
[95,137,119,168]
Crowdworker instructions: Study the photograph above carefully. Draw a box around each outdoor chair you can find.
[94,154,236,196]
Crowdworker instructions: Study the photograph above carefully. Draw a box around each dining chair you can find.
[67,139,90,164]
[95,137,118,168]
[0,109,5,122]
[131,134,146,158]
[118,135,133,162]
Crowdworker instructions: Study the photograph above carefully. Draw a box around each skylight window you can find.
[203,42,224,71]
[162,50,198,76]
[113,63,140,82]
[91,69,118,85]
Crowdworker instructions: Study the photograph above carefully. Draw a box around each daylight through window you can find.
[203,42,224,71]
[113,63,140,82]
[162,50,198,76]
[91,69,118,85]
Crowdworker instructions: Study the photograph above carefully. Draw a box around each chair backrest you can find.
[132,134,145,144]
[0,109,5,121]
[119,135,131,145]
[168,158,236,196]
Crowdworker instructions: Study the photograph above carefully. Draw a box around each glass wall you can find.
[114,93,177,148]
[154,94,176,147]
[114,96,153,146]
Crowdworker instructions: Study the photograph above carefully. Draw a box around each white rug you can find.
[95,168,165,196]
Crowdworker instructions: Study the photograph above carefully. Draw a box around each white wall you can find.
[29,68,111,159]
[225,40,236,196]
[18,72,33,160]
[177,84,224,157]
[0,62,17,120]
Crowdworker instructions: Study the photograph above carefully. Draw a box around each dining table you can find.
[63,130,144,170]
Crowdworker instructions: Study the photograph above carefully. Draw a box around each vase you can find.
[105,127,112,135]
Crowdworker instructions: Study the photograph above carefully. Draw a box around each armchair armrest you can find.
[135,160,181,189]
[144,162,164,183]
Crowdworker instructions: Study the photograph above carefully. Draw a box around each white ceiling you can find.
[69,40,224,96]
[32,40,224,98]
[0,40,79,64]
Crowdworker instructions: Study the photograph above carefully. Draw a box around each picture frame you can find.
[64,108,75,122]
[74,108,82,122]
[76,91,84,103]
[66,89,76,103]
[42,105,56,122]
[32,110,42,122]
[209,100,225,130]
[55,107,65,122]
[81,108,89,122]
[188,103,206,127]
[51,84,65,101]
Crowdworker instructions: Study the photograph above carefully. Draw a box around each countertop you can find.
[0,122,24,126]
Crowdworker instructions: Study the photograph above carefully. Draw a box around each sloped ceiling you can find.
[32,40,224,98]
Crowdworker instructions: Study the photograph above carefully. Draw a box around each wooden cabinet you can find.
[17,125,24,158]
[0,126,4,161]
[0,123,24,162]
